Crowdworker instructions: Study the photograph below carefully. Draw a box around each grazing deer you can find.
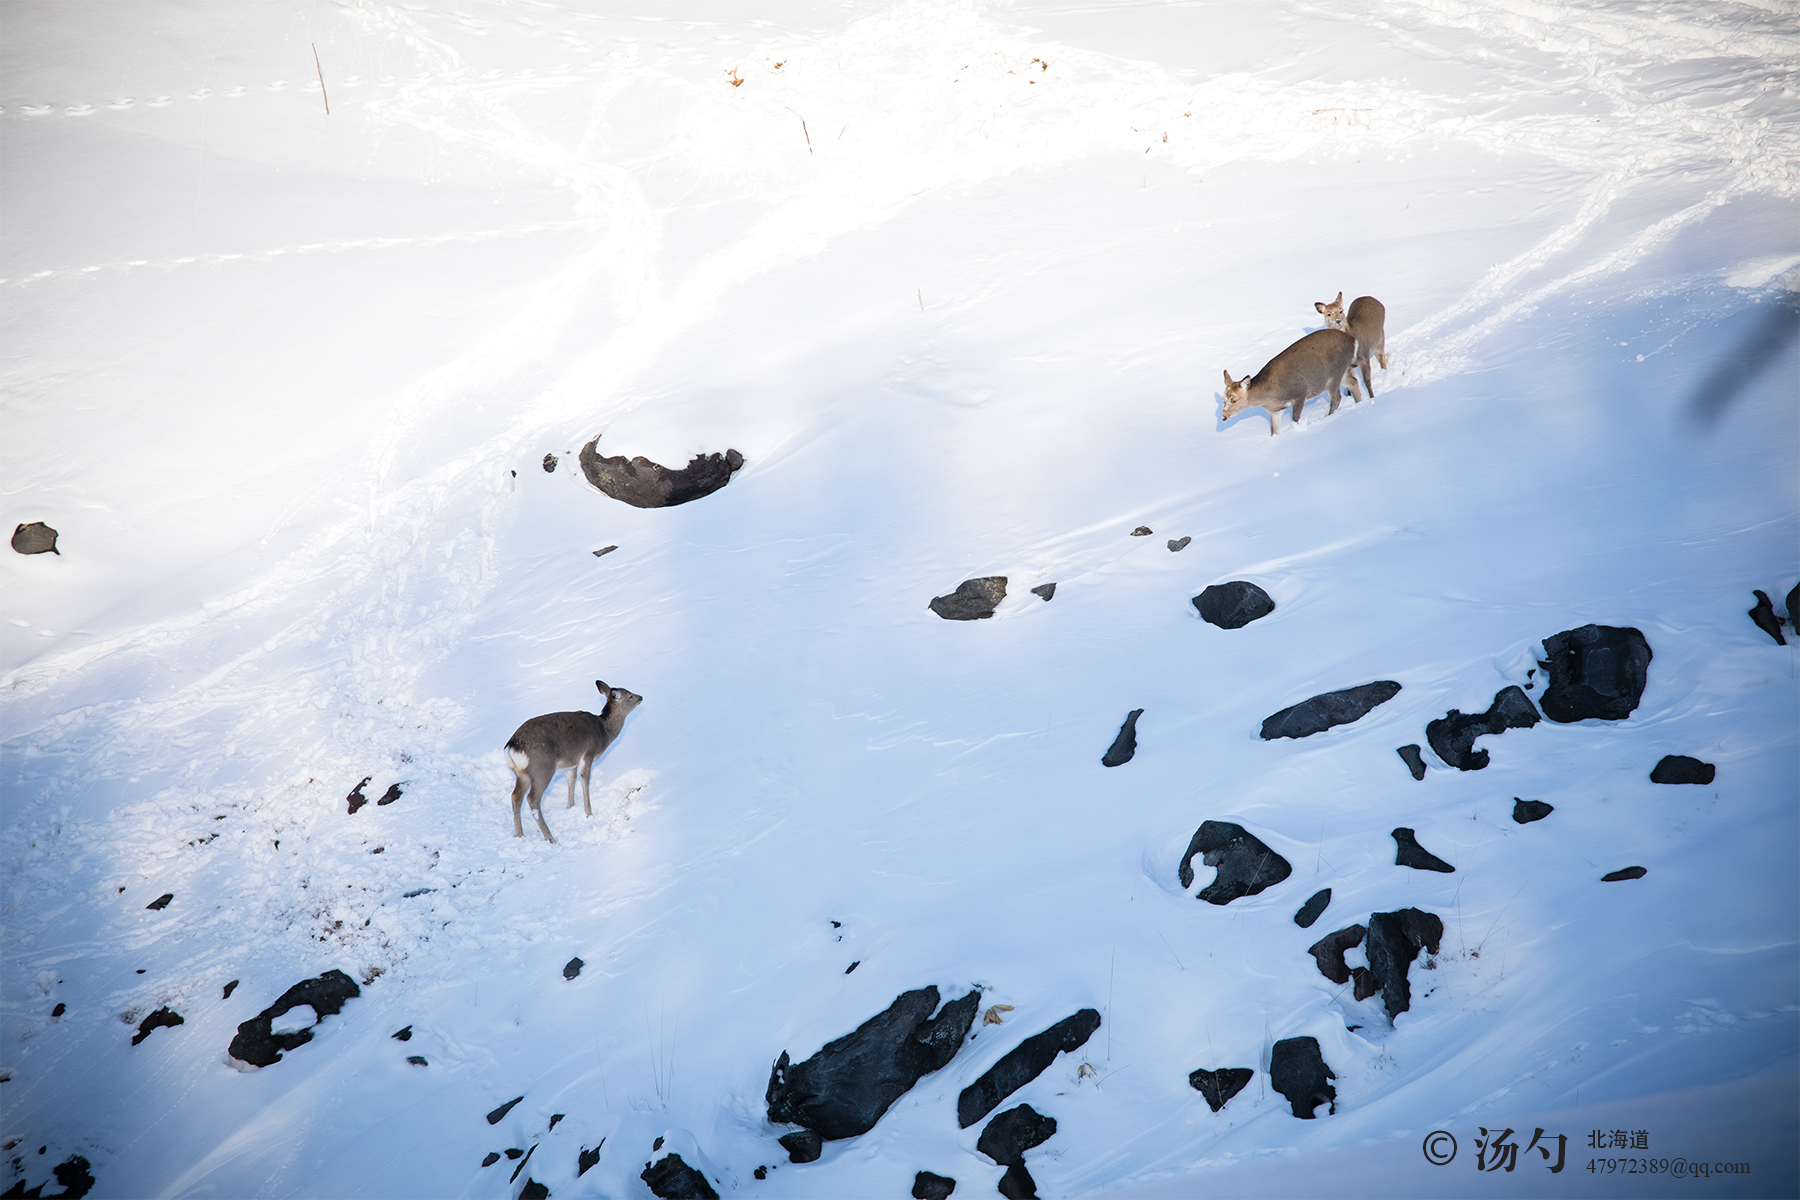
[1314,292,1387,401]
[1221,328,1356,435]
[504,681,643,842]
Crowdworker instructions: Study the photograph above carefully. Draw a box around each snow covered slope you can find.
[2,1,1795,1197]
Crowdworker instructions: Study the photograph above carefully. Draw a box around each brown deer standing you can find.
[1314,292,1388,401]
[504,681,644,841]
[1221,328,1356,435]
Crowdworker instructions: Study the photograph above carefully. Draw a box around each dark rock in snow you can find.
[1193,581,1275,630]
[1307,925,1366,985]
[1538,625,1652,722]
[1512,799,1554,824]
[1397,744,1427,780]
[1168,536,1191,552]
[1187,1067,1253,1112]
[482,1153,501,1168]
[845,961,859,974]
[1101,709,1142,767]
[1426,686,1539,770]
[1788,584,1798,628]
[1029,583,1055,602]
[1602,866,1647,882]
[977,1105,1056,1165]
[563,957,585,980]
[11,522,60,555]
[1352,967,1381,1002]
[913,1170,957,1199]
[1261,681,1401,740]
[1749,591,1786,645]
[51,1155,94,1198]
[519,1180,549,1200]
[778,1130,821,1163]
[549,1115,564,1131]
[1130,526,1152,536]
[1269,1037,1336,1118]
[222,980,238,1000]
[392,1025,412,1041]
[1365,908,1444,1022]
[957,1009,1100,1128]
[930,577,1007,621]
[145,893,173,911]
[510,1145,539,1184]
[641,1153,718,1200]
[487,1096,524,1125]
[1178,821,1292,904]
[1294,889,1331,929]
[407,1055,428,1066]
[1650,755,1715,785]
[376,783,402,806]
[505,1149,525,1161]
[580,438,743,509]
[542,453,559,473]
[998,1163,1038,1200]
[767,986,980,1140]
[578,1145,602,1176]
[51,1003,65,1019]
[131,1007,184,1046]
[1392,828,1454,873]
[345,777,371,815]
[226,969,361,1067]
[593,545,617,558]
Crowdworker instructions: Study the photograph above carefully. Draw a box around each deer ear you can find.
[595,680,612,716]
[1222,369,1233,386]
[1315,301,1328,314]
[1334,291,1343,305]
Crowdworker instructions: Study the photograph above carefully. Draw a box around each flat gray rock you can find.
[1261,681,1400,740]
[579,437,743,508]
[930,577,1007,620]
[11,521,59,555]
[1193,581,1274,629]
[1101,709,1142,767]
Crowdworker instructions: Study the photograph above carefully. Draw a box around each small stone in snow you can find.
[407,1055,428,1066]
[1130,526,1152,536]
[912,1170,956,1199]
[392,1025,413,1041]
[482,1153,501,1168]
[1293,888,1331,929]
[593,545,617,558]
[779,1129,822,1163]
[563,957,584,980]
[377,783,402,806]
[132,1007,184,1046]
[1101,709,1142,767]
[1392,827,1454,872]
[1030,582,1055,601]
[487,1096,524,1125]
[11,522,60,555]
[930,577,1007,620]
[1168,536,1191,551]
[146,893,173,911]
[222,980,239,1000]
[1650,755,1715,785]
[543,453,559,473]
[1512,799,1554,824]
[1602,866,1647,882]
[346,777,372,815]
[1397,744,1427,780]
[1188,1067,1253,1112]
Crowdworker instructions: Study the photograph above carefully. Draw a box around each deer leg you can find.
[580,755,595,818]
[509,771,528,838]
[528,776,556,843]
[1377,338,1388,371]
[566,764,578,809]
[1359,356,1374,399]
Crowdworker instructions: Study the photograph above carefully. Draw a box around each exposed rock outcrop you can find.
[641,1153,718,1200]
[957,1010,1100,1128]
[1307,925,1365,985]
[1269,1037,1336,1118]
[777,1130,820,1163]
[913,1171,957,1199]
[1425,686,1539,770]
[227,970,361,1068]
[1392,828,1454,873]
[1538,625,1652,722]
[579,438,743,509]
[1261,681,1401,740]
[1187,1067,1253,1112]
[1101,710,1142,767]
[131,1006,184,1046]
[1397,744,1426,780]
[930,577,1007,621]
[1650,755,1715,785]
[1178,821,1292,904]
[1193,581,1275,630]
[1365,908,1444,1022]
[977,1105,1056,1165]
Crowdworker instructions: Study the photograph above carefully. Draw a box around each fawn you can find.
[1314,292,1387,401]
[504,680,643,841]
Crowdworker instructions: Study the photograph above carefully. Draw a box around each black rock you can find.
[226,969,361,1067]
[407,1056,428,1066]
[1365,908,1444,1022]
[1187,1067,1253,1112]
[542,453,559,473]
[145,893,174,911]
[845,961,859,974]
[777,1130,820,1163]
[563,957,585,980]
[1168,537,1191,552]
[1650,755,1715,785]
[580,438,743,509]
[1130,526,1152,536]
[21,1157,92,1200]
[977,1105,1056,1165]
[641,1153,718,1200]
[392,1025,412,1041]
[549,1115,564,1130]
[767,986,980,1139]
[1269,1037,1336,1119]
[930,577,1007,621]
[593,545,617,558]
[1178,821,1292,904]
[1512,799,1554,824]
[376,783,402,806]
[222,980,238,1000]
[1788,584,1798,628]
[519,1181,549,1200]
[505,1149,524,1160]
[997,1163,1038,1200]
[131,1007,184,1046]
[1602,866,1647,882]
[1425,686,1540,770]
[1392,828,1454,873]
[1750,591,1786,645]
[346,777,371,815]
[1397,744,1426,780]
[1538,625,1652,722]
[913,1170,957,1199]
[1101,709,1142,767]
[487,1096,524,1125]
[11,522,59,555]
[578,1145,602,1176]
[1293,889,1331,929]
[51,1003,65,1019]
[1029,583,1055,602]
[482,1153,501,1168]
[1261,681,1401,740]
[957,1009,1100,1128]
[1193,581,1275,630]
[1307,925,1365,985]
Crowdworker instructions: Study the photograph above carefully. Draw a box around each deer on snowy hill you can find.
[1221,328,1356,435]
[1314,292,1388,402]
[504,681,643,842]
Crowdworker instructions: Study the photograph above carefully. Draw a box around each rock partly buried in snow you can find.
[563,957,585,979]
[1603,866,1647,882]
[641,1153,718,1200]
[578,1145,602,1176]
[912,1171,956,1199]
[1270,1037,1336,1119]
[1178,821,1292,904]
[777,1130,821,1163]
[977,1105,1056,1165]
[542,453,559,473]
[1365,908,1444,1022]
[1193,581,1274,630]
[345,776,371,815]
[1425,686,1540,770]
[1294,888,1331,929]
[1538,625,1652,722]
[1030,583,1055,602]
[579,437,743,509]
[1101,709,1142,767]
[131,1006,184,1046]
[1650,755,1715,785]
[998,1163,1038,1200]
[930,577,1007,621]
[487,1096,524,1124]
[1188,1067,1254,1112]
[1260,681,1401,740]
[1749,591,1785,645]
[1397,744,1426,780]
[227,969,361,1068]
[957,1010,1100,1128]
[767,986,980,1140]
[1512,798,1554,824]
[1392,827,1454,872]
[1307,925,1365,985]
[1168,536,1191,552]
[1130,526,1152,536]
[11,521,60,555]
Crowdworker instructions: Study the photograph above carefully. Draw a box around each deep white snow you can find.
[2,1,1796,1197]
